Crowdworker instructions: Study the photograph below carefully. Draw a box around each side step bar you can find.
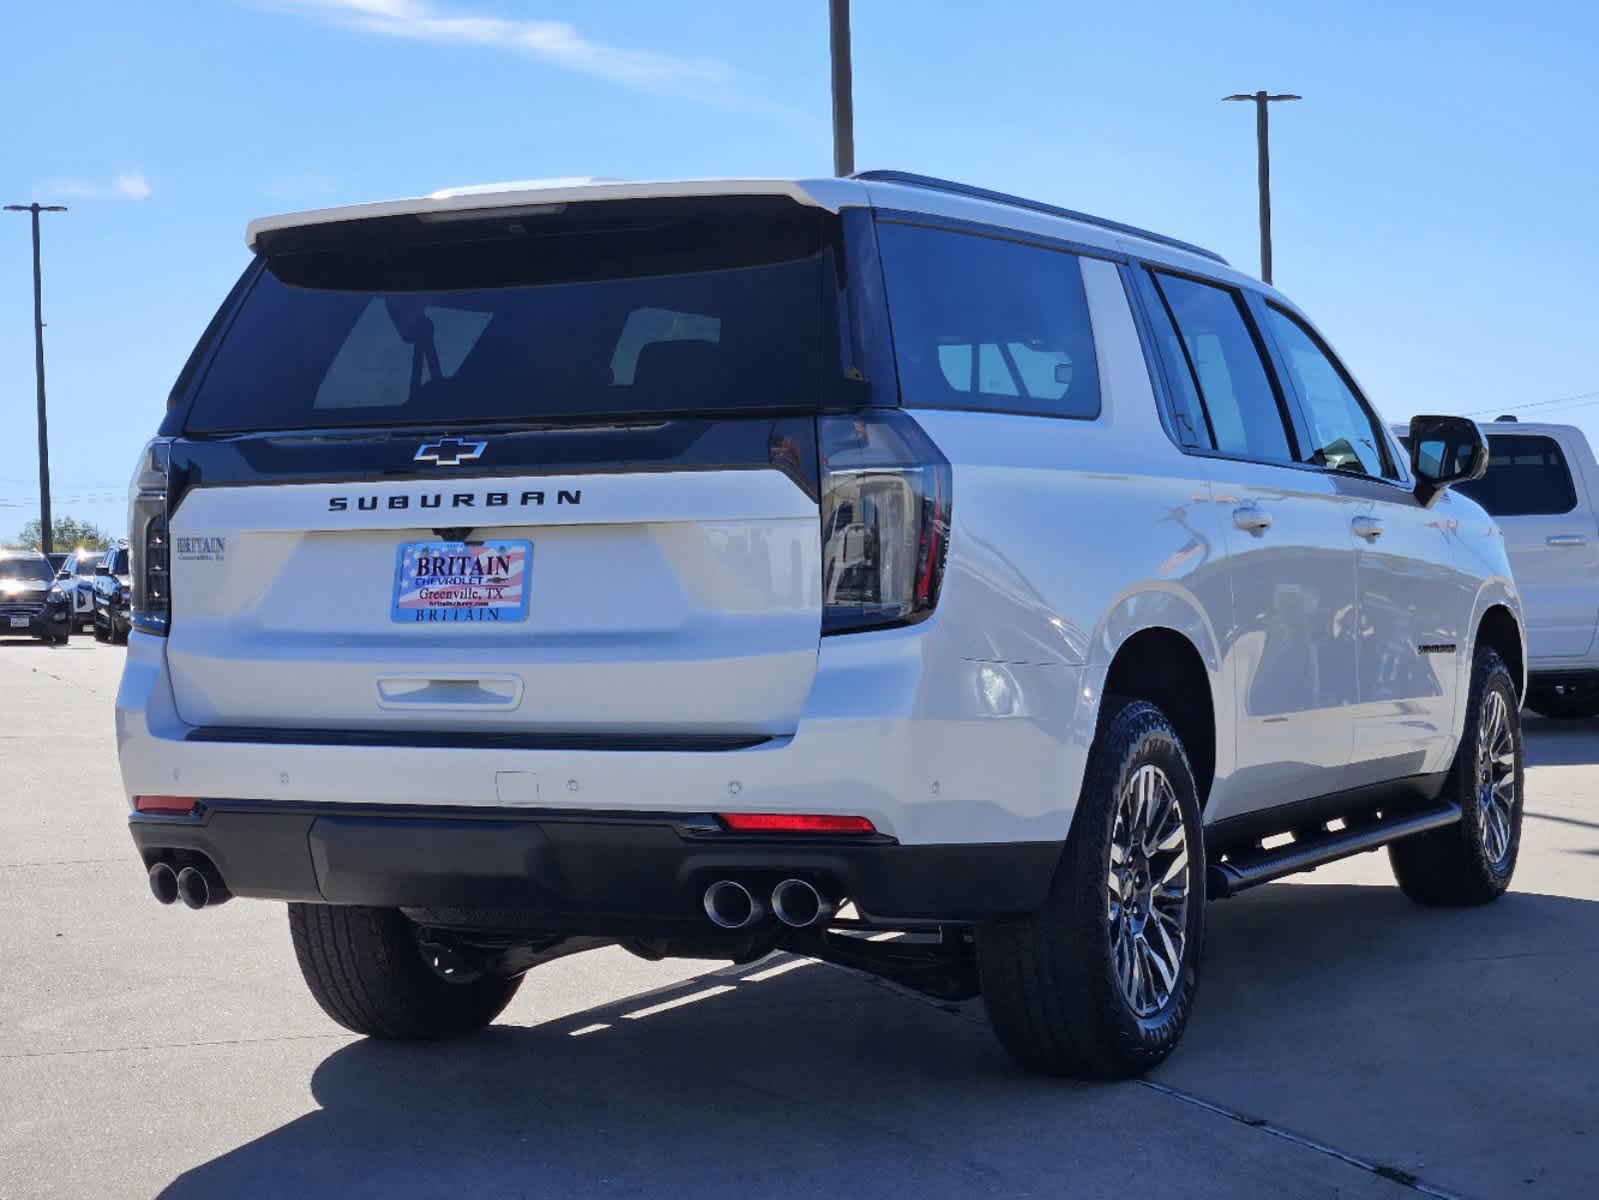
[1207,803,1462,899]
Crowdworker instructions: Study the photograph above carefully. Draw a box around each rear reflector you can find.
[718,813,875,834]
[134,795,197,815]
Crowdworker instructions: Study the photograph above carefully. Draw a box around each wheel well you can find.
[1102,628,1216,806]
[1477,604,1524,700]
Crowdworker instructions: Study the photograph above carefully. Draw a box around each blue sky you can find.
[3,0,1597,541]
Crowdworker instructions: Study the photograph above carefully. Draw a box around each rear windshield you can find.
[184,199,830,433]
[1454,434,1578,516]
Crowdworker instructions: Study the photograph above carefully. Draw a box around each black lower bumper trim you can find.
[129,803,1061,929]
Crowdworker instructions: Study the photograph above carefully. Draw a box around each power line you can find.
[1463,388,1599,418]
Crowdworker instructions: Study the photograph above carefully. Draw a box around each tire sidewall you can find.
[1457,655,1524,890]
[1069,702,1206,1058]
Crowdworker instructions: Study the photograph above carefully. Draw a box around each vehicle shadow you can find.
[1520,714,1599,767]
[159,881,1599,1199]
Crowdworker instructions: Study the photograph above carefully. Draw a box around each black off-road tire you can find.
[92,616,109,643]
[977,697,1206,1079]
[1524,683,1599,720]
[1390,646,1522,906]
[288,903,522,1039]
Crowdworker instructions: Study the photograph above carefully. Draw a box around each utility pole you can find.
[4,202,67,556]
[829,0,855,176]
[1222,92,1299,284]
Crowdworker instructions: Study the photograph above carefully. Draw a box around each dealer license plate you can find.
[391,540,532,625]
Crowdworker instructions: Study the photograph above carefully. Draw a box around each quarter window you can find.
[875,222,1101,419]
[1149,272,1294,462]
[1454,435,1578,516]
[1263,305,1395,479]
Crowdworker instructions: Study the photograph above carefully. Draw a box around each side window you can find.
[875,221,1101,419]
[1263,305,1395,479]
[1454,435,1578,516]
[1148,272,1294,462]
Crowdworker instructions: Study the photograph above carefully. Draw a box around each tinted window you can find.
[1264,305,1394,478]
[184,200,828,432]
[875,222,1101,418]
[1150,273,1293,462]
[1454,434,1578,516]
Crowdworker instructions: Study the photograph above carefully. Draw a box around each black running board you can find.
[1207,803,1462,899]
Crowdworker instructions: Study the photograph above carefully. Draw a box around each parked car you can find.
[92,542,132,643]
[1395,419,1599,719]
[0,547,71,644]
[118,172,1526,1079]
[53,546,104,632]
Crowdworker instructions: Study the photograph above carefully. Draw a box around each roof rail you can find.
[852,170,1229,266]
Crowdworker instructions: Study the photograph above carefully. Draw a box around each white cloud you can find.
[261,0,727,87]
[48,173,152,201]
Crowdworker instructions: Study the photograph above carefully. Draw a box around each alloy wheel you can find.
[1107,764,1190,1017]
[1477,689,1517,866]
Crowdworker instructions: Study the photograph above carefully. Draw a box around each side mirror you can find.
[94,564,110,576]
[1408,414,1488,508]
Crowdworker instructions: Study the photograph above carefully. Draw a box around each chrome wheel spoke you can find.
[1473,690,1518,868]
[1108,763,1189,1018]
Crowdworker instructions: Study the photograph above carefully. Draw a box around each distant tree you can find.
[13,516,114,553]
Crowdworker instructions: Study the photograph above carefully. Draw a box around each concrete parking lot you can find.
[1,642,1595,1199]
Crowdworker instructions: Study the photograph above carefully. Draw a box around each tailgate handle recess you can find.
[375,674,524,711]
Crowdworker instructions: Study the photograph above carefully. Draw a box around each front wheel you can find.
[288,904,523,1039]
[977,697,1205,1079]
[1390,646,1523,906]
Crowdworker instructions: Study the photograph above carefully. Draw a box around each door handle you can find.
[1233,505,1273,533]
[1547,535,1588,547]
[1352,516,1385,541]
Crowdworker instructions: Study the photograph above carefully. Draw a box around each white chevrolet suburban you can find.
[1395,419,1599,719]
[118,172,1526,1079]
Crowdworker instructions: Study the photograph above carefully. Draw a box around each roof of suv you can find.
[245,170,1245,285]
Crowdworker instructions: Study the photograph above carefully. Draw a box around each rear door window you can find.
[875,221,1101,419]
[1147,272,1296,463]
[1454,435,1578,516]
[182,199,829,432]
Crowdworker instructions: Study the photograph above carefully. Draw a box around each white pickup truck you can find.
[1403,420,1599,718]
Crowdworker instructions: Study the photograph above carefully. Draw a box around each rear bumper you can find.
[116,630,1092,848]
[129,802,1061,927]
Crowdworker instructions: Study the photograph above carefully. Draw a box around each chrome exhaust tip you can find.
[148,861,179,906]
[703,880,764,929]
[176,866,211,911]
[772,879,835,928]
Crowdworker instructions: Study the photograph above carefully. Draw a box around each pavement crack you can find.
[0,1031,354,1062]
[1137,1078,1469,1200]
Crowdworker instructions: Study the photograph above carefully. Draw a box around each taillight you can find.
[819,410,951,635]
[134,795,197,815]
[718,813,877,834]
[128,438,173,636]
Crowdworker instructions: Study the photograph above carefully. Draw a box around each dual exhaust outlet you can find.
[703,878,834,930]
[148,861,229,910]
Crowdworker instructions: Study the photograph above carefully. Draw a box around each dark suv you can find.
[0,549,71,644]
[92,543,133,643]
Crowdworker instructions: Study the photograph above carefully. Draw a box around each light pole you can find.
[829,0,854,176]
[1222,92,1299,284]
[4,201,67,556]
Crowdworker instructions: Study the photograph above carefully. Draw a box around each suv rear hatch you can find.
[162,195,845,739]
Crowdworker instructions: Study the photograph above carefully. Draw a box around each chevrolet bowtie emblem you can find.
[414,438,486,467]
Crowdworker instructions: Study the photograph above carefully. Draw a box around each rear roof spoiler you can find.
[245,179,846,249]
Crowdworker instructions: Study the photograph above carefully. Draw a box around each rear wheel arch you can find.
[1100,627,1216,808]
